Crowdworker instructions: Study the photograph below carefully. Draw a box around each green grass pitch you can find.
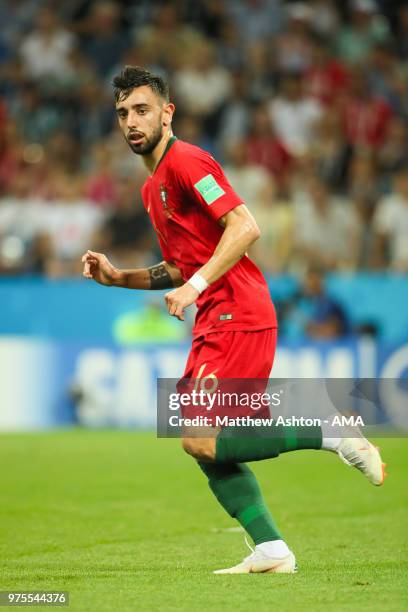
[1,431,407,611]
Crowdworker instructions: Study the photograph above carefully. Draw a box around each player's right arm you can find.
[81,250,183,289]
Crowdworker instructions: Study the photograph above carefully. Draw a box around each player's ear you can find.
[162,102,175,128]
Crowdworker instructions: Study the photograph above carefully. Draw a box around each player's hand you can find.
[81,250,123,286]
[164,283,199,321]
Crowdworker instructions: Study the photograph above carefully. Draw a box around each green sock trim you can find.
[282,426,297,452]
[246,514,282,544]
[236,504,266,528]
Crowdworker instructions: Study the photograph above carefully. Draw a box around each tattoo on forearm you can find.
[148,263,174,289]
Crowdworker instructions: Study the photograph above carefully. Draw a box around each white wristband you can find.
[188,272,209,294]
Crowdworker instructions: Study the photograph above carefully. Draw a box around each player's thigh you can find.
[181,425,218,461]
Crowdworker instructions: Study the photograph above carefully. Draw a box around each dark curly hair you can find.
[112,65,169,102]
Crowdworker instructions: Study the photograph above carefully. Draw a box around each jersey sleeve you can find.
[173,149,243,221]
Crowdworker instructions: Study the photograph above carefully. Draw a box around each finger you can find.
[89,261,99,274]
[82,253,96,264]
[166,293,175,307]
[169,302,178,316]
[175,306,185,321]
[83,264,94,278]
[87,250,104,262]
[83,258,98,273]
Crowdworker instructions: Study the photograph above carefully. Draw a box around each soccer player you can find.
[82,66,386,574]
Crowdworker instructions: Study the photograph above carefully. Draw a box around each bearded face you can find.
[126,119,164,155]
[115,85,172,158]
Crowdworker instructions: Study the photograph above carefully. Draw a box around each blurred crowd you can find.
[1,0,408,282]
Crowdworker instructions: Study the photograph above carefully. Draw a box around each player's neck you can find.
[143,130,174,175]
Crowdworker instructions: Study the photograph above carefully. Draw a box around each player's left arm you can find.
[165,204,260,320]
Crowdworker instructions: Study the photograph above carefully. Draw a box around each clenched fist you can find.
[165,283,199,321]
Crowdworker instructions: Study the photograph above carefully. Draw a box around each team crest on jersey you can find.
[159,183,167,206]
[159,183,173,218]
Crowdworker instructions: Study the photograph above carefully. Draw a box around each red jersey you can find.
[141,137,277,337]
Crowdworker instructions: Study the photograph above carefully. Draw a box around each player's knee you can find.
[181,437,215,461]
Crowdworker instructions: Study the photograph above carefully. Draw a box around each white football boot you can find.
[214,539,297,575]
[336,437,387,486]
